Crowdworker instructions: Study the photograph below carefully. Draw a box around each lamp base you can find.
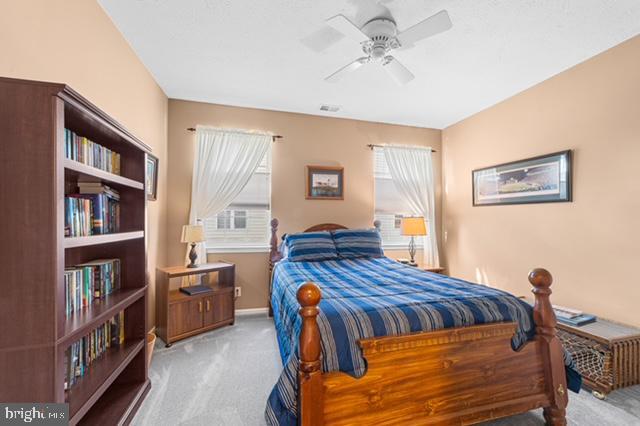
[187,243,198,268]
[408,236,417,265]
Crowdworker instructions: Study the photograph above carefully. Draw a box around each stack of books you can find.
[553,305,596,327]
[64,312,125,390]
[64,184,120,237]
[64,129,121,175]
[64,259,121,317]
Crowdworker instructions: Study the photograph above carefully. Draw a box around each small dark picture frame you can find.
[472,150,572,206]
[306,165,344,200]
[146,153,159,201]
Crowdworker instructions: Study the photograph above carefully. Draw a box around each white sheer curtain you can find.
[186,126,271,265]
[382,145,439,267]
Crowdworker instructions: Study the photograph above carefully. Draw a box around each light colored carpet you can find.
[133,314,640,426]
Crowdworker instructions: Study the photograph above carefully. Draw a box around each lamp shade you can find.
[401,217,427,236]
[181,224,205,243]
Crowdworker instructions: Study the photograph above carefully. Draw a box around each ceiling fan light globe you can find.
[371,46,386,59]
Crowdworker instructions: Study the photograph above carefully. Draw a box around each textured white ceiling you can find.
[98,0,640,129]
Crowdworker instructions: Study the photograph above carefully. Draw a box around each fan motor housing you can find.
[361,18,399,59]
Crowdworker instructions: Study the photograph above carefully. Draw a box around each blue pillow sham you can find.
[285,231,338,262]
[331,228,384,259]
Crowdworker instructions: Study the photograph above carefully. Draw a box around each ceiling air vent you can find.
[320,104,340,112]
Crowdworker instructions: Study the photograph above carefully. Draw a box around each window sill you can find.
[206,246,271,254]
[382,244,424,250]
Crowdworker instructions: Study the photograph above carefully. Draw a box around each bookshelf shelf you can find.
[67,339,145,423]
[0,77,150,423]
[60,287,147,345]
[64,158,144,190]
[77,380,150,426]
[64,231,144,249]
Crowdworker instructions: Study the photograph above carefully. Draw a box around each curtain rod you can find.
[367,143,437,153]
[186,127,283,142]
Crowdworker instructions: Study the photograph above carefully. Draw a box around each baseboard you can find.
[235,307,269,316]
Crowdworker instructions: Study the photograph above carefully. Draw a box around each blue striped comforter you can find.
[265,257,580,425]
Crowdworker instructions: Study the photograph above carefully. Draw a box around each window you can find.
[216,210,247,230]
[374,149,423,248]
[203,149,271,251]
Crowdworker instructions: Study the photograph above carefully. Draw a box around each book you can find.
[77,182,121,200]
[64,190,120,237]
[558,314,597,327]
[64,129,121,175]
[553,305,583,320]
[64,311,125,390]
[64,259,121,317]
[179,285,214,296]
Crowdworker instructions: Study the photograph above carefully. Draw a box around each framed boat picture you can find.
[472,150,572,206]
[306,165,344,200]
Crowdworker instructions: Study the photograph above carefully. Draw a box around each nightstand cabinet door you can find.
[203,296,215,326]
[203,291,234,326]
[169,299,204,337]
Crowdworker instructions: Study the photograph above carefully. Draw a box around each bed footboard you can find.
[296,269,568,426]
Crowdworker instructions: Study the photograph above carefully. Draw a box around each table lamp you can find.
[181,224,205,268]
[401,216,427,266]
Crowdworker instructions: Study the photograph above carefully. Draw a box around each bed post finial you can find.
[268,219,283,317]
[270,218,280,260]
[529,268,568,426]
[297,282,323,426]
[373,219,381,231]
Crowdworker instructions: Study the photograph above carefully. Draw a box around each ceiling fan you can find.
[306,10,452,85]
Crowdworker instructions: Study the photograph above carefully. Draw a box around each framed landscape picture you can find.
[472,150,572,206]
[306,165,344,200]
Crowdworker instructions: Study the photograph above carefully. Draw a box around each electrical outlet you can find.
[235,287,241,297]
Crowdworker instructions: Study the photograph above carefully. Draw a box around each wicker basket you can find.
[147,332,156,369]
[558,322,640,397]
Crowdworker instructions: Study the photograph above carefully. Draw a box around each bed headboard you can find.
[303,223,347,232]
[269,218,381,266]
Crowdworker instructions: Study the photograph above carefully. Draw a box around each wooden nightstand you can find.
[424,267,446,275]
[156,262,235,347]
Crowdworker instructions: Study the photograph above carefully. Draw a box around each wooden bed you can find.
[269,219,569,426]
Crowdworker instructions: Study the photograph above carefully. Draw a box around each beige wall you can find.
[442,35,640,327]
[168,100,442,309]
[11,0,632,328]
[1,0,169,329]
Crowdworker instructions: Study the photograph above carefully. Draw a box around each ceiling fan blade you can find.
[383,56,414,85]
[326,15,369,44]
[397,10,452,49]
[300,26,345,53]
[325,57,369,82]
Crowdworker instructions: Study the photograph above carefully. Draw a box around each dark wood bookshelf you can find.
[0,77,151,425]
